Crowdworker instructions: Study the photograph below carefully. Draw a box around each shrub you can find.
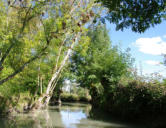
[61,93,79,102]
[99,80,166,118]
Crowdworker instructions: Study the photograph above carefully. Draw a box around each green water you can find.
[0,103,145,128]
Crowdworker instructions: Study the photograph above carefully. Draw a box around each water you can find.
[0,103,146,128]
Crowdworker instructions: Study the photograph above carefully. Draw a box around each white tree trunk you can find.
[40,77,43,94]
[46,37,77,95]
[34,0,98,108]
[38,33,80,107]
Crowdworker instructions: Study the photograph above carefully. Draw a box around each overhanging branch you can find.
[0,44,49,85]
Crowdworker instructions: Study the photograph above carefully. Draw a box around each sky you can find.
[106,21,166,77]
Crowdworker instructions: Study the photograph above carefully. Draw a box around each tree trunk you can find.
[36,33,81,108]
[40,77,43,94]
[30,0,97,109]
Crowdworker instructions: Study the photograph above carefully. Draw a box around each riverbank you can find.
[90,80,166,128]
[0,92,34,114]
[50,92,91,105]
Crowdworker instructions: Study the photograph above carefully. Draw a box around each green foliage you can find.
[97,0,166,32]
[52,81,92,103]
[104,80,166,118]
[70,23,134,109]
[71,23,133,89]
[61,93,79,102]
[89,83,104,107]
[60,92,91,102]
[69,23,166,120]
[0,0,97,112]
[0,0,165,118]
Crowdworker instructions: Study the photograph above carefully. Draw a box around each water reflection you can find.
[61,111,86,128]
[0,103,145,128]
[59,103,90,128]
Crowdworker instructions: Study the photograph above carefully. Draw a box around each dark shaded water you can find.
[0,103,146,128]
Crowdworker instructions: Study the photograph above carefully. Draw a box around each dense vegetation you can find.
[98,0,166,32]
[70,24,166,121]
[0,0,99,111]
[70,24,133,105]
[0,1,166,127]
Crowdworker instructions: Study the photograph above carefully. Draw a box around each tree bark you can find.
[40,77,43,94]
[37,33,81,107]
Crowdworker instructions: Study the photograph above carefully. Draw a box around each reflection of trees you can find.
[45,106,64,127]
[0,103,95,128]
[0,106,65,128]
[59,103,91,117]
[0,116,40,128]
[88,108,142,128]
[89,107,114,121]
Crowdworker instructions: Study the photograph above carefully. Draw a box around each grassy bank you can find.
[51,92,91,104]
[61,93,91,102]
[0,92,36,114]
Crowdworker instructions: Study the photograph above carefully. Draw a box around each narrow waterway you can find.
[0,103,146,128]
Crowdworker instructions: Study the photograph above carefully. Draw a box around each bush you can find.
[56,92,91,102]
[61,93,79,102]
[79,95,91,102]
[100,80,166,118]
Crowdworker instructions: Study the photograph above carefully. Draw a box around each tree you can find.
[31,0,101,108]
[0,0,165,111]
[0,0,101,110]
[97,0,166,33]
[0,0,52,85]
[0,0,165,85]
[0,0,99,86]
[70,24,133,106]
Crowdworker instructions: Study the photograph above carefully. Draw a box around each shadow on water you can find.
[0,102,147,128]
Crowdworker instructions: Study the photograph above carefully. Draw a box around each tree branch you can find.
[0,0,50,73]
[0,15,51,85]
[0,5,39,72]
[0,43,14,67]
[0,44,49,85]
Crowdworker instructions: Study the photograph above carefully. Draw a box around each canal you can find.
[0,103,146,128]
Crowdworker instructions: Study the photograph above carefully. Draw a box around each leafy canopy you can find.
[71,24,133,88]
[97,0,166,32]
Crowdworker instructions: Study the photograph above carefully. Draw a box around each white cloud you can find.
[134,37,166,55]
[143,69,166,77]
[145,60,161,66]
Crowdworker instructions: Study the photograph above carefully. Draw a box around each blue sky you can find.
[106,21,166,77]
